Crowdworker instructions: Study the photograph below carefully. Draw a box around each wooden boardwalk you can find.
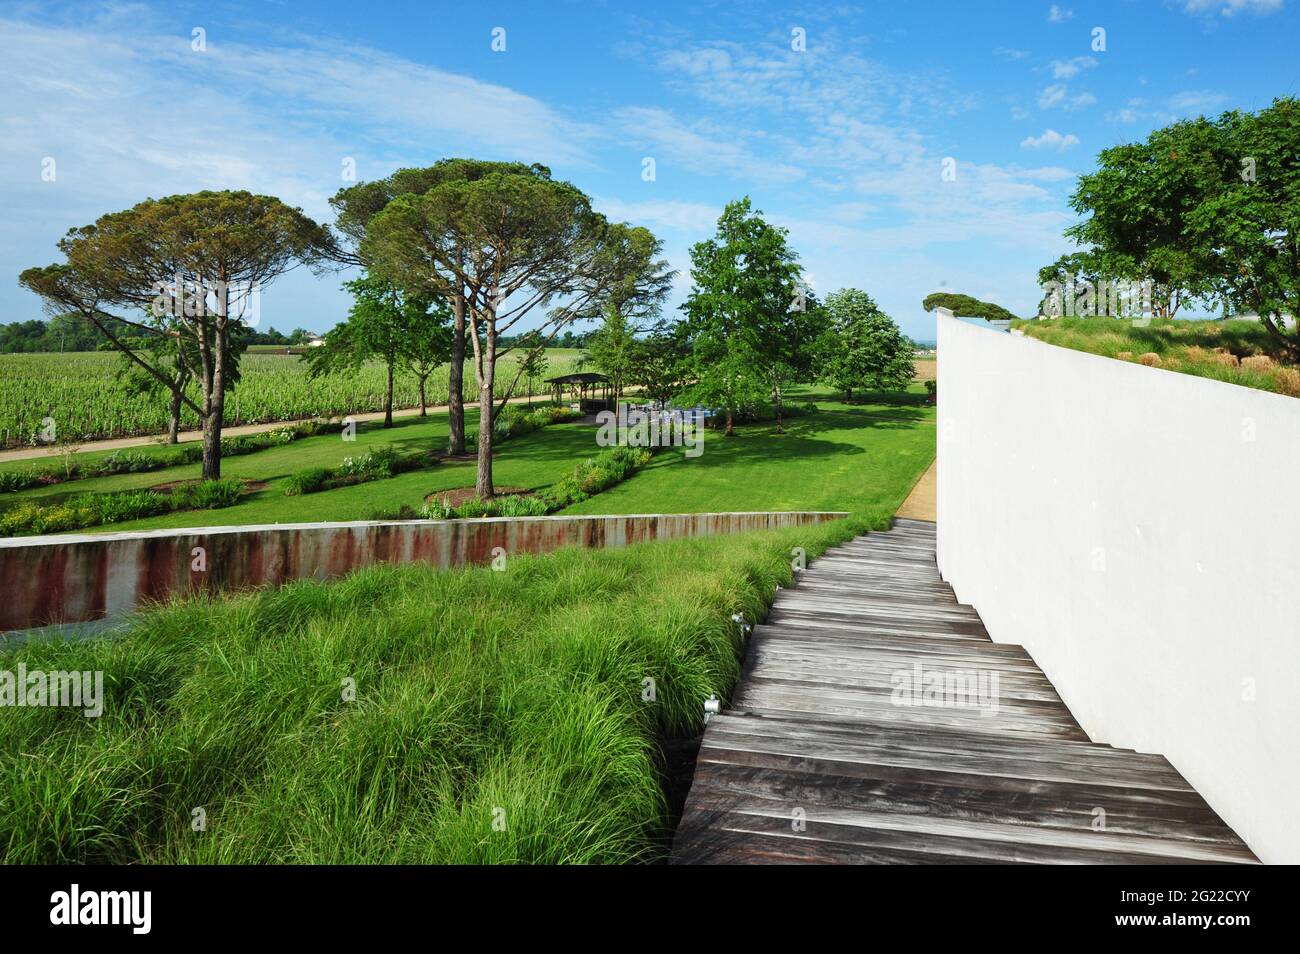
[671,518,1258,865]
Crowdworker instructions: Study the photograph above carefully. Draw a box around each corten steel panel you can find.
[0,511,847,633]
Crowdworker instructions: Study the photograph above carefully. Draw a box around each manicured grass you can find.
[562,385,935,516]
[0,515,881,864]
[1014,317,1300,397]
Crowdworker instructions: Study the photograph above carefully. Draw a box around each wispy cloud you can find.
[1048,5,1075,22]
[1049,56,1098,80]
[1183,0,1283,15]
[1038,84,1096,110]
[1169,89,1232,112]
[1020,129,1080,150]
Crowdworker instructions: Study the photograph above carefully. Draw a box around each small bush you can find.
[283,445,429,497]
[178,478,244,510]
[283,467,334,496]
[492,494,550,518]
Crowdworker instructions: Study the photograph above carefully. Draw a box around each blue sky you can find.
[0,0,1296,342]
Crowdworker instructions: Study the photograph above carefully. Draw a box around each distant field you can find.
[0,348,585,448]
[1014,318,1299,397]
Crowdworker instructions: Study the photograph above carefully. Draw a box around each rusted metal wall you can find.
[0,511,848,632]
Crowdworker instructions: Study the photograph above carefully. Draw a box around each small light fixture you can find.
[704,695,722,724]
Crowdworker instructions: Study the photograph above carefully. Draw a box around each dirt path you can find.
[895,459,936,521]
[0,393,561,464]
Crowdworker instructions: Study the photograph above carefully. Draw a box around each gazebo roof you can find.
[544,372,610,385]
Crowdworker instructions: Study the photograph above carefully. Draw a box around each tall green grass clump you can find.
[0,512,884,863]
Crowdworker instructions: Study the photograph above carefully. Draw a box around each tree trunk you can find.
[447,293,467,455]
[1260,311,1300,363]
[384,359,394,428]
[474,316,497,500]
[201,341,225,481]
[167,387,182,444]
[724,410,734,437]
[418,376,428,416]
[475,379,495,499]
[774,382,784,434]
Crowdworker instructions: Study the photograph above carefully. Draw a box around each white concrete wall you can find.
[935,310,1300,864]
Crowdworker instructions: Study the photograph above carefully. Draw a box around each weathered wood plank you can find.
[671,522,1259,865]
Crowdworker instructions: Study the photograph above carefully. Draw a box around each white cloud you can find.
[591,197,720,234]
[1038,84,1096,110]
[1050,56,1098,79]
[1020,129,1080,151]
[1183,0,1283,15]
[1169,89,1231,112]
[613,106,806,183]
[1038,85,1068,108]
[1048,5,1075,22]
[994,47,1030,60]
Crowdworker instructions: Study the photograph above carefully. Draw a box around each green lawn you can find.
[562,385,935,517]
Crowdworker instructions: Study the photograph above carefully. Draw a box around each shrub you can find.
[493,404,583,442]
[1,479,246,536]
[178,479,244,510]
[542,446,652,510]
[454,498,490,519]
[493,494,549,518]
[283,446,429,497]
[283,467,334,496]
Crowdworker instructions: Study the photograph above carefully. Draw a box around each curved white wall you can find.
[936,310,1300,864]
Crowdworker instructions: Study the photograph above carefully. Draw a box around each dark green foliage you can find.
[922,292,1020,323]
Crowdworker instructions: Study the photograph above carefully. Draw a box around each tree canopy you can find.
[922,292,1020,323]
[822,289,914,400]
[681,197,814,433]
[362,169,665,496]
[20,190,334,477]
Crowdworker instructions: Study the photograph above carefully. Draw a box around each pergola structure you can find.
[545,372,613,414]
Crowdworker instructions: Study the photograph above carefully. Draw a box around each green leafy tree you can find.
[629,322,691,407]
[682,198,810,434]
[1058,122,1221,321]
[20,191,333,478]
[1176,99,1300,358]
[586,306,637,399]
[306,273,452,426]
[823,289,914,401]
